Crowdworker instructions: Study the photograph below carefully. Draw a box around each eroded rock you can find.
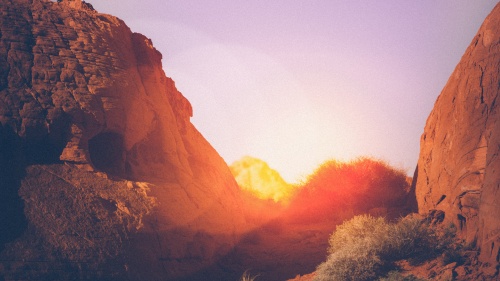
[414,2,500,267]
[0,0,247,280]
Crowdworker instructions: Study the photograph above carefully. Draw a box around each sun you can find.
[229,156,295,202]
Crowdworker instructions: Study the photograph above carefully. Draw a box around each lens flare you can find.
[230,156,295,202]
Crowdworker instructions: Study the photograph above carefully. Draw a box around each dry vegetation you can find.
[313,214,456,281]
[302,157,409,207]
[239,270,259,281]
[228,157,420,281]
[286,157,414,223]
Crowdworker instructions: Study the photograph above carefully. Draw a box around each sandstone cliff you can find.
[414,2,500,269]
[0,0,247,280]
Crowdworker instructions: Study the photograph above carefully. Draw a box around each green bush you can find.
[314,215,454,281]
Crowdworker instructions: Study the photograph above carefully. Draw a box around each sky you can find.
[89,1,499,183]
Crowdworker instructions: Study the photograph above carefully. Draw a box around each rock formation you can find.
[0,0,248,280]
[414,2,500,269]
[10,0,500,280]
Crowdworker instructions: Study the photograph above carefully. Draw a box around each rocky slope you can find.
[0,0,248,280]
[414,1,500,272]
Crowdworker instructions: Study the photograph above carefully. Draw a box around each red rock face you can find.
[0,0,247,280]
[414,3,500,265]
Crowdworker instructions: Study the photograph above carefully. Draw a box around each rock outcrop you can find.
[414,2,500,269]
[0,0,247,280]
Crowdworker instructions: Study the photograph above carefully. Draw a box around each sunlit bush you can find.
[314,215,455,281]
[303,157,409,207]
[288,158,411,223]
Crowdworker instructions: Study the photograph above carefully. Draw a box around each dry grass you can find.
[379,271,425,281]
[239,270,259,281]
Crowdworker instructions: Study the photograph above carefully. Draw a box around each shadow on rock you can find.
[0,125,27,253]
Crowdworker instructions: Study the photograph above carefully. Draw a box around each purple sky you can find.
[90,1,498,182]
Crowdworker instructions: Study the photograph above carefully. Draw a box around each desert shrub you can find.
[380,215,439,263]
[239,270,258,281]
[314,215,455,281]
[288,158,411,223]
[440,223,464,265]
[315,248,382,281]
[327,215,389,255]
[303,158,409,207]
[378,271,425,281]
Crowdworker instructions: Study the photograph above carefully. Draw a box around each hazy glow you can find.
[230,156,294,202]
[284,157,410,223]
[90,1,498,182]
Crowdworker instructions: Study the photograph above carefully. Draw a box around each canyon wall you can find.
[0,0,247,280]
[414,2,500,267]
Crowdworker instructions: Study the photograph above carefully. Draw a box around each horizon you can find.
[90,1,498,183]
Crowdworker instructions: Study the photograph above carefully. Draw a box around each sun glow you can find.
[230,156,295,202]
[230,156,411,219]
